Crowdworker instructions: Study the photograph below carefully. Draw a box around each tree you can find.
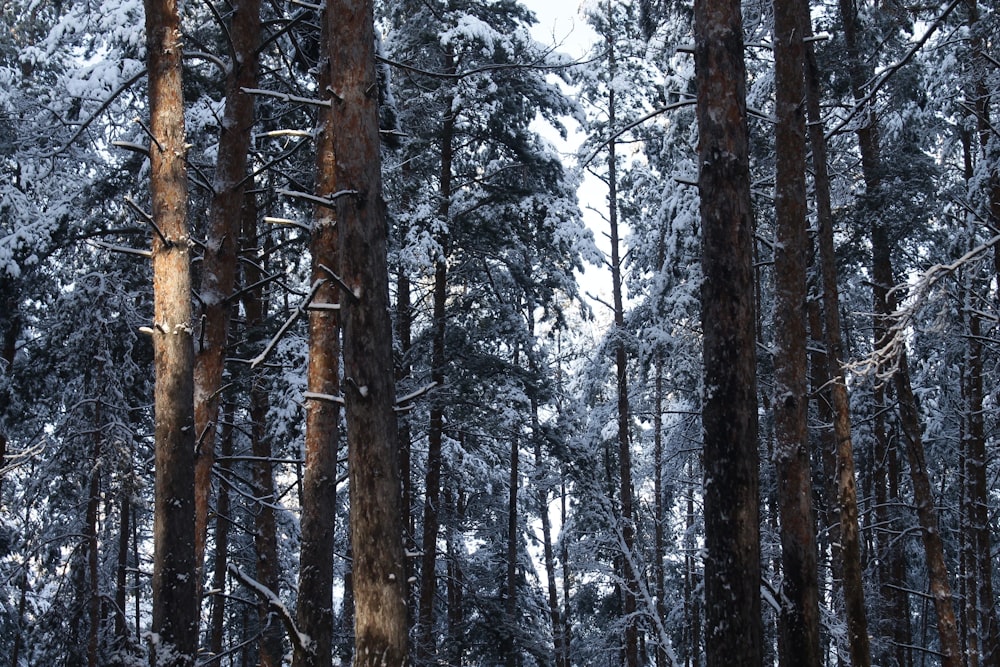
[694,0,762,664]
[329,0,409,662]
[144,0,198,661]
[771,0,821,661]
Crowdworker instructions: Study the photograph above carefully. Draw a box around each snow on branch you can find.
[852,232,1000,379]
[227,564,314,656]
[824,0,962,140]
[241,87,332,108]
[276,187,358,210]
[49,67,148,157]
[246,279,324,369]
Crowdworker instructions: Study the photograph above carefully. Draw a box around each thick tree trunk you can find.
[772,0,821,661]
[694,0,762,662]
[192,0,262,604]
[328,0,409,662]
[144,0,198,661]
[293,12,340,665]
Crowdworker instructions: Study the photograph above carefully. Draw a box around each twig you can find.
[90,240,152,258]
[248,279,324,368]
[228,564,314,656]
[48,68,147,157]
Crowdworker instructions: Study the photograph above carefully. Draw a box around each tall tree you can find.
[771,0,821,661]
[693,0,762,664]
[144,0,198,661]
[329,0,409,663]
[292,11,341,665]
[192,0,262,600]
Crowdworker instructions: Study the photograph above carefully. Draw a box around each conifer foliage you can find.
[0,0,999,665]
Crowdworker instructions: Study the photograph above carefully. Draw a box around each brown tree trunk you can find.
[328,0,409,661]
[192,0,262,599]
[86,401,102,667]
[418,61,455,666]
[144,0,198,660]
[838,0,962,663]
[208,405,235,658]
[772,0,821,661]
[293,10,341,665]
[244,187,283,667]
[964,3,1000,663]
[505,432,520,667]
[801,11,872,666]
[604,32,639,665]
[694,0,762,662]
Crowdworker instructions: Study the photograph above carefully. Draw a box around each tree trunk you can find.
[115,446,132,647]
[418,66,455,666]
[837,0,962,663]
[772,0,821,661]
[293,10,341,664]
[604,31,638,665]
[328,0,409,662]
[144,0,198,660]
[801,10,871,666]
[86,397,103,667]
[208,405,235,658]
[693,0,762,661]
[192,0,262,604]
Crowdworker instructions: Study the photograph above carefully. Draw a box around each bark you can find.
[505,432,520,667]
[964,3,1000,663]
[86,403,102,667]
[115,451,131,646]
[208,406,235,658]
[772,0,821,661]
[605,32,638,667]
[838,0,962,663]
[418,64,455,666]
[801,12,871,666]
[144,0,198,660]
[293,11,340,665]
[653,365,668,667]
[192,0,262,597]
[445,484,467,667]
[694,0,762,661]
[329,0,409,662]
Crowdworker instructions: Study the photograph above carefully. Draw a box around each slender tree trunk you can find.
[328,0,409,662]
[87,401,103,667]
[964,3,1000,663]
[837,1,962,663]
[445,484,467,667]
[694,0,762,661]
[604,32,639,665]
[293,10,340,664]
[115,450,132,647]
[144,0,198,660]
[653,364,668,667]
[192,0,262,607]
[208,405,235,658]
[505,431,520,667]
[801,11,872,666]
[772,0,821,661]
[418,63,455,666]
